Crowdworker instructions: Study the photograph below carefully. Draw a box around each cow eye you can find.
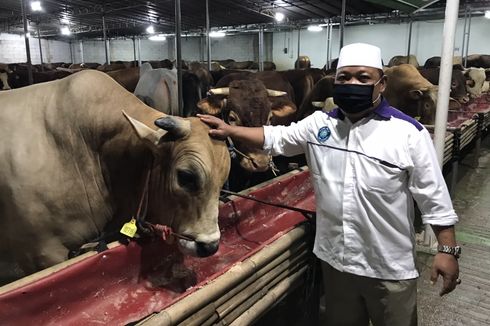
[177,169,200,192]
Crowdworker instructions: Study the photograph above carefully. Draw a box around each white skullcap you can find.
[337,43,383,70]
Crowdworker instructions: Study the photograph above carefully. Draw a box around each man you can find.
[199,43,460,325]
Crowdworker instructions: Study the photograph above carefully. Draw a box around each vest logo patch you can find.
[317,126,331,142]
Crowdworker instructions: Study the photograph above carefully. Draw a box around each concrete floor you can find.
[417,133,490,325]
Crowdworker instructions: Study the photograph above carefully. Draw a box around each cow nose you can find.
[196,241,219,257]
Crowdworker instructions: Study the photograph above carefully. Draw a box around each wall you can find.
[70,33,272,64]
[1,16,487,67]
[0,33,72,64]
[272,16,490,70]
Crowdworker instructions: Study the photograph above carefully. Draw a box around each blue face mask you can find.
[333,78,382,114]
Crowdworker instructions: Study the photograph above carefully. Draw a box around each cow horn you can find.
[209,87,229,95]
[311,101,325,108]
[122,111,167,146]
[155,116,191,139]
[267,89,287,97]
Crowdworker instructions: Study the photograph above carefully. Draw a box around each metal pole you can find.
[461,5,468,67]
[79,40,84,63]
[464,7,472,65]
[20,0,33,85]
[36,24,44,70]
[137,37,142,66]
[102,14,109,65]
[428,0,460,247]
[132,36,137,66]
[258,26,264,71]
[297,27,301,64]
[206,0,211,71]
[69,40,74,63]
[326,19,331,68]
[175,0,183,116]
[406,18,413,63]
[340,0,346,49]
[328,20,333,67]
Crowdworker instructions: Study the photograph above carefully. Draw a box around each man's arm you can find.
[430,225,460,296]
[198,114,265,149]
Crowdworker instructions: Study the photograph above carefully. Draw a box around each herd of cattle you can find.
[0,54,489,282]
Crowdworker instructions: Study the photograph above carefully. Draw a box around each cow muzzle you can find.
[177,238,220,257]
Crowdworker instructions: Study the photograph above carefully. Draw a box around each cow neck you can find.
[135,157,194,242]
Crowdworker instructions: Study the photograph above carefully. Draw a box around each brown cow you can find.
[106,66,140,92]
[383,64,438,125]
[388,55,420,68]
[418,67,469,103]
[0,70,230,279]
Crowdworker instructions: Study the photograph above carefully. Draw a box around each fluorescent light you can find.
[60,26,71,35]
[31,1,42,11]
[209,31,225,38]
[60,17,70,24]
[307,25,323,32]
[485,10,490,19]
[275,12,285,22]
[25,32,31,38]
[148,34,166,41]
[146,25,155,34]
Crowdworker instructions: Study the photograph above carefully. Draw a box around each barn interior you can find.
[1,0,490,325]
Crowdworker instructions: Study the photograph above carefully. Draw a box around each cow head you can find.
[408,86,438,125]
[197,79,295,172]
[450,70,470,104]
[123,112,230,257]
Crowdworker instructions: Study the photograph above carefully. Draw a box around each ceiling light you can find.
[485,10,490,19]
[146,25,155,34]
[60,26,71,35]
[307,25,323,32]
[148,34,166,41]
[31,1,42,11]
[60,17,70,24]
[25,32,31,38]
[209,31,225,38]
[274,12,285,22]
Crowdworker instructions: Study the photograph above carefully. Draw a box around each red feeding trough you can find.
[0,169,316,326]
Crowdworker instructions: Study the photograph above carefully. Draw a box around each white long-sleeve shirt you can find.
[263,99,458,280]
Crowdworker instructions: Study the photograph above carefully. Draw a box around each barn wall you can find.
[272,16,490,70]
[0,33,72,64]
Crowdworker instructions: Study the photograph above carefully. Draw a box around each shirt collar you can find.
[328,97,391,121]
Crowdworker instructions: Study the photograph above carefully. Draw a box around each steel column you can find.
[137,38,142,66]
[132,36,137,66]
[20,0,33,85]
[406,19,413,63]
[102,14,109,64]
[175,0,183,116]
[79,40,84,63]
[340,0,346,49]
[206,0,211,71]
[461,5,468,66]
[69,40,74,63]
[326,19,331,68]
[258,26,264,71]
[297,27,301,63]
[36,23,44,70]
[464,7,472,66]
[428,0,460,247]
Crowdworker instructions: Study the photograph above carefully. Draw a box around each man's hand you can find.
[430,253,460,296]
[197,114,232,140]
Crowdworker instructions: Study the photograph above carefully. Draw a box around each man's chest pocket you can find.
[358,159,407,194]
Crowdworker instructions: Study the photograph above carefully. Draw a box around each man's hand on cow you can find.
[197,114,232,140]
[430,253,460,296]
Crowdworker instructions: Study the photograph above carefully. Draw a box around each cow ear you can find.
[123,111,167,146]
[409,89,424,100]
[271,103,297,118]
[197,98,226,116]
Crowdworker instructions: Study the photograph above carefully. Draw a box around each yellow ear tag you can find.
[415,116,421,121]
[120,218,138,238]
